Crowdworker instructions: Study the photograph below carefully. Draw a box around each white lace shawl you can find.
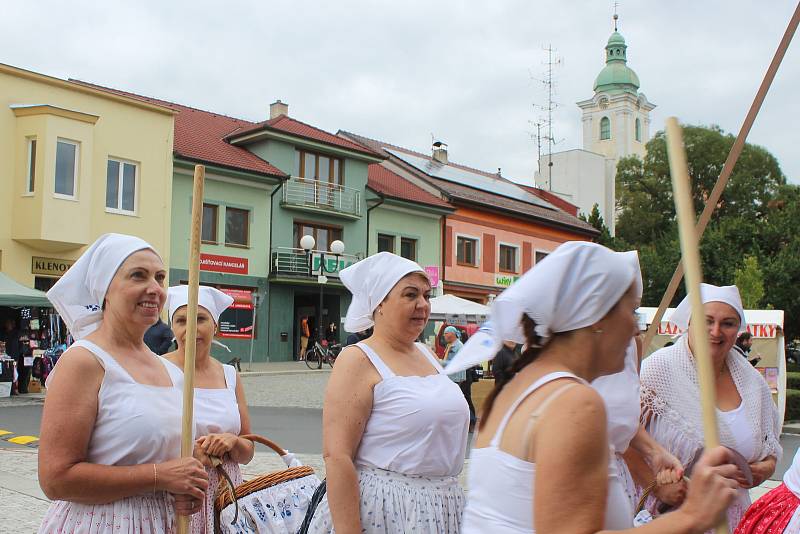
[640,335,782,466]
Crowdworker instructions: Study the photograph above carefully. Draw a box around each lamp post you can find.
[300,236,345,344]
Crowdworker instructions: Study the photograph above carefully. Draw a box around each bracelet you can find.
[152,463,158,494]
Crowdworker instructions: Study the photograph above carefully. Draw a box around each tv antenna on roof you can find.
[532,44,564,191]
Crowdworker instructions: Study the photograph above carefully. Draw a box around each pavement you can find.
[0,366,796,532]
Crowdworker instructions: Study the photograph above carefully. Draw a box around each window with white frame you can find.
[400,237,417,261]
[498,244,518,273]
[106,158,138,213]
[55,139,79,198]
[535,250,549,264]
[25,138,37,194]
[456,236,479,266]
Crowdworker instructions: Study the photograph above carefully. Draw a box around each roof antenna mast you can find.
[613,1,620,31]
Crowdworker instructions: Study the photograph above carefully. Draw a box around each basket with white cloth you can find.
[214,434,321,534]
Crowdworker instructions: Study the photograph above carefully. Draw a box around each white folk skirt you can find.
[39,493,175,534]
[308,466,465,534]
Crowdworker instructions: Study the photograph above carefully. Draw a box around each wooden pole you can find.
[642,1,800,352]
[665,119,726,534]
[177,164,205,534]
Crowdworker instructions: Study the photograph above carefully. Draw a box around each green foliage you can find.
[787,372,800,391]
[580,204,615,248]
[614,124,799,338]
[734,256,765,308]
[786,389,800,422]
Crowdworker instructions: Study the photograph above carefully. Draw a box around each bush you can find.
[786,389,800,422]
[788,362,800,373]
[788,372,800,390]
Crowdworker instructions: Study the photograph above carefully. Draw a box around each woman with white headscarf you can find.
[38,234,208,533]
[639,284,781,532]
[163,285,255,534]
[307,251,470,534]
[452,241,740,533]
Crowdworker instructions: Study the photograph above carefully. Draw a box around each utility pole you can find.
[532,45,562,191]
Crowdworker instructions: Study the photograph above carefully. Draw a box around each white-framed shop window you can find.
[455,233,481,267]
[54,138,79,199]
[106,158,139,214]
[25,137,37,194]
[498,242,520,273]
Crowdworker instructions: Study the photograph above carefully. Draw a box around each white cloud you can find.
[3,0,797,183]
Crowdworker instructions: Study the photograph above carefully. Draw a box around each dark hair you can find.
[737,332,752,341]
[479,315,546,430]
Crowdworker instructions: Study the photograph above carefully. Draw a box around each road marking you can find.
[0,429,12,436]
[7,436,39,445]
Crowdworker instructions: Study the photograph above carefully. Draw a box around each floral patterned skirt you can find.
[308,465,465,534]
[734,483,800,534]
[194,459,242,534]
[39,493,174,534]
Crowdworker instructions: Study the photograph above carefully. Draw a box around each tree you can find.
[734,256,765,308]
[580,204,614,247]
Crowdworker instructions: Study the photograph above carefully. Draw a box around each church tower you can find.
[576,22,655,162]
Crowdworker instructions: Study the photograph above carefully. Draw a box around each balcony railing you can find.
[271,247,361,278]
[281,177,362,217]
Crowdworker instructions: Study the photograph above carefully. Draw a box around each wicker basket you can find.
[213,434,321,534]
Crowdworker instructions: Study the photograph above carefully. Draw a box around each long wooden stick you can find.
[643,1,800,352]
[177,165,205,534]
[665,119,726,534]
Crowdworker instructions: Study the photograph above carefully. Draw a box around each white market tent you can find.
[429,294,490,322]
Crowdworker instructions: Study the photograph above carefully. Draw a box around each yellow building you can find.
[0,63,175,291]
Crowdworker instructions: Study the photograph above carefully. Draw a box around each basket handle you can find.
[240,434,288,456]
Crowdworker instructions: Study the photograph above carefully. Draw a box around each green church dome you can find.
[593,31,640,94]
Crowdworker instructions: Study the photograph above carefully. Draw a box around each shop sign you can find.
[494,273,520,288]
[310,253,355,278]
[217,287,255,339]
[31,256,75,277]
[445,313,468,326]
[200,253,248,275]
[424,266,440,287]
[656,322,778,339]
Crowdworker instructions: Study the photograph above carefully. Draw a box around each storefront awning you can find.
[0,273,51,307]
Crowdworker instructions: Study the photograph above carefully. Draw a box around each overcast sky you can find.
[3,1,798,184]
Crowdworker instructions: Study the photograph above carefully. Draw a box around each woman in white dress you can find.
[639,284,781,532]
[308,252,470,533]
[164,285,255,534]
[449,241,740,533]
[38,234,208,533]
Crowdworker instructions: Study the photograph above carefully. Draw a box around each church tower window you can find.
[635,118,642,142]
[600,117,611,140]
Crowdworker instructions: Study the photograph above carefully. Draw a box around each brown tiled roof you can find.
[69,80,287,177]
[519,185,580,217]
[340,131,598,235]
[228,115,380,157]
[368,164,452,209]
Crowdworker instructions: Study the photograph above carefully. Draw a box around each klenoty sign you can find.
[494,273,520,288]
[32,257,75,277]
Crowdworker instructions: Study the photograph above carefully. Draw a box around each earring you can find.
[378,308,384,315]
[594,328,604,334]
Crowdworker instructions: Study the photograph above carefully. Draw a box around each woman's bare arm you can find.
[321,347,377,534]
[230,371,255,464]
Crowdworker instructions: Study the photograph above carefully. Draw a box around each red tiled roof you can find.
[69,80,287,177]
[368,164,452,209]
[228,115,380,157]
[341,131,598,236]
[519,185,580,216]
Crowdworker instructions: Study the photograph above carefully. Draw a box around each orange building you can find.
[341,132,598,303]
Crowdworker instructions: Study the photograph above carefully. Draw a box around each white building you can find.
[534,28,656,235]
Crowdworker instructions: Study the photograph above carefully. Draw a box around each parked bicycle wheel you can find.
[305,347,321,370]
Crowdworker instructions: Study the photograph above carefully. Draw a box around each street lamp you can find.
[300,235,346,343]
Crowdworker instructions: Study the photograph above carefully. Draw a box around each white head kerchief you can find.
[46,233,159,340]
[167,285,234,325]
[445,242,640,374]
[340,251,427,332]
[670,283,746,334]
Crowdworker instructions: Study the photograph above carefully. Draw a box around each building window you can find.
[535,251,549,264]
[456,236,478,266]
[400,238,417,261]
[295,149,344,185]
[202,204,218,243]
[377,234,395,253]
[106,159,137,213]
[55,139,79,198]
[225,207,250,247]
[25,138,37,193]
[499,244,518,273]
[294,221,343,252]
[600,117,611,140]
[635,118,642,142]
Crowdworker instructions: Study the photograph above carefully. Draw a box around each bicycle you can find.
[305,340,342,369]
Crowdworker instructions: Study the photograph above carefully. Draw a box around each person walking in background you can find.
[734,332,761,366]
[491,341,518,384]
[3,319,27,394]
[144,316,174,355]
[299,316,311,361]
[325,322,338,345]
[444,326,476,432]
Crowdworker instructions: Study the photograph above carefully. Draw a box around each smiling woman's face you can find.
[688,301,741,363]
[103,250,166,330]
